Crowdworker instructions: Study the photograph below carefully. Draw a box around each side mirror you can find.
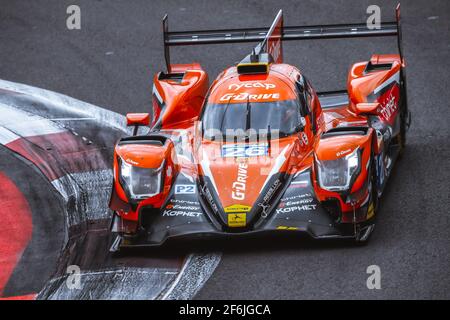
[126,113,150,135]
[354,103,380,115]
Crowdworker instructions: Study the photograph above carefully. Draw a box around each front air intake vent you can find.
[364,62,393,74]
[237,63,269,74]
[158,72,185,83]
[119,134,168,146]
[321,126,368,138]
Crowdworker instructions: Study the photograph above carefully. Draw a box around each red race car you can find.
[109,5,410,251]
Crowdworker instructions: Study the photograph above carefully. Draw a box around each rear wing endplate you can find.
[162,4,403,72]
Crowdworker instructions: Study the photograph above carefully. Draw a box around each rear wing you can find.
[162,4,403,73]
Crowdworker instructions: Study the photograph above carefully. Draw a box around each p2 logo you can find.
[175,185,196,194]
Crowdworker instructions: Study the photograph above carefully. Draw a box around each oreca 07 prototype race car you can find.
[109,5,410,250]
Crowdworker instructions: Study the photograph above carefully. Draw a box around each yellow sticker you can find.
[228,213,246,227]
[276,226,299,231]
[224,204,251,213]
[367,202,375,219]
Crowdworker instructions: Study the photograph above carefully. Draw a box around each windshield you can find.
[201,99,301,139]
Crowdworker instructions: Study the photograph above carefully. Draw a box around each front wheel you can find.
[398,111,409,156]
[398,76,411,156]
[353,156,378,244]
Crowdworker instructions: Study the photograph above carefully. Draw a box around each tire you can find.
[398,73,410,156]
[354,156,378,244]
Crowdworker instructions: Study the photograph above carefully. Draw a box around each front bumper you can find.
[112,210,374,248]
[111,169,373,248]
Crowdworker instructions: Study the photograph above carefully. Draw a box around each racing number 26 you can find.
[222,144,268,158]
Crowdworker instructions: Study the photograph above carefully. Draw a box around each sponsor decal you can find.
[162,209,202,217]
[125,158,139,165]
[227,213,246,227]
[200,183,220,214]
[279,198,314,207]
[175,184,196,194]
[258,179,282,218]
[231,161,248,201]
[336,148,352,157]
[169,199,200,206]
[165,204,200,211]
[163,202,202,217]
[300,132,309,146]
[269,37,282,62]
[228,82,276,91]
[222,144,268,158]
[276,204,317,213]
[219,92,280,102]
[280,193,312,202]
[258,203,271,218]
[224,204,251,213]
[263,179,281,203]
[379,92,398,122]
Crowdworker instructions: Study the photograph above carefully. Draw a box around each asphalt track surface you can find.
[1,0,449,299]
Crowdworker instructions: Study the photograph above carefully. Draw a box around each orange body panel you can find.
[208,64,299,104]
[348,55,401,107]
[126,113,150,126]
[152,64,209,129]
[354,103,380,115]
[370,54,402,65]
[116,143,171,169]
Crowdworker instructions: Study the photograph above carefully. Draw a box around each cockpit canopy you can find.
[201,99,302,140]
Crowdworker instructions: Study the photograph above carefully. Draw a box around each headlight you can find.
[316,148,360,191]
[119,158,164,200]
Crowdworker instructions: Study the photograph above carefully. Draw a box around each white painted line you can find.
[51,169,113,226]
[0,78,130,134]
[49,117,96,121]
[161,254,194,300]
[0,102,66,139]
[161,252,222,300]
[0,126,20,145]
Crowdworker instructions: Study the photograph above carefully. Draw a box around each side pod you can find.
[152,63,209,130]
[347,54,402,106]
